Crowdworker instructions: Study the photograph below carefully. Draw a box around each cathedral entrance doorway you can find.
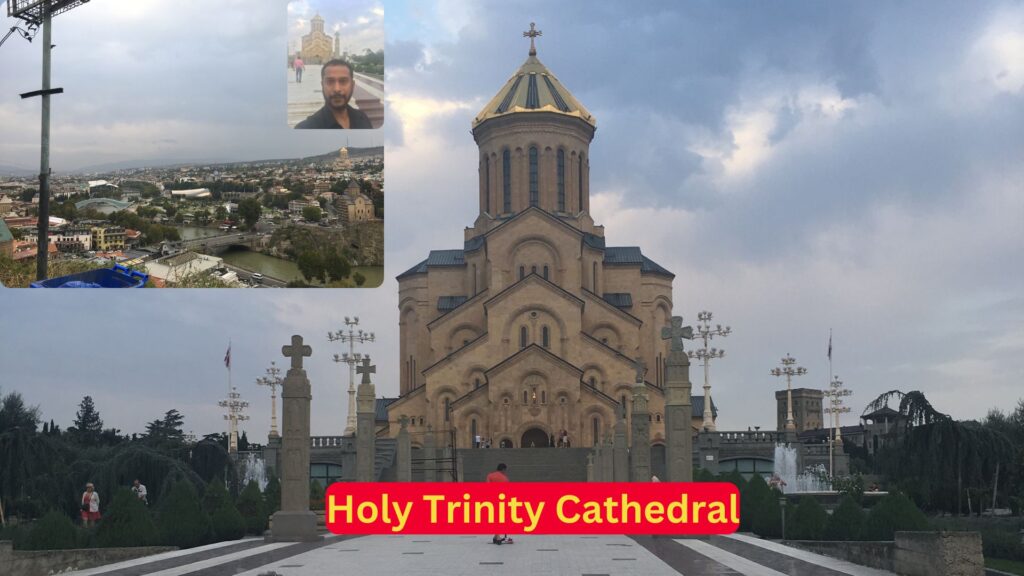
[521,427,550,448]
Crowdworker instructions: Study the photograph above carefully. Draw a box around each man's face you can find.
[133,480,139,487]
[322,65,354,111]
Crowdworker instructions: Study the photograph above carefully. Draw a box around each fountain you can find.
[772,443,832,493]
[237,450,269,490]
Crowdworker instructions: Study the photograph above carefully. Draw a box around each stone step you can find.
[459,448,590,482]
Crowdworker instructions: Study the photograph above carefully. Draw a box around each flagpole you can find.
[828,329,833,478]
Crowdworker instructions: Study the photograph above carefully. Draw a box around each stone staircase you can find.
[458,448,590,482]
[374,438,397,481]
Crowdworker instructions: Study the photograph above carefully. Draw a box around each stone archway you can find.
[521,427,550,448]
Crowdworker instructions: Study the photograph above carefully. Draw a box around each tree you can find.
[144,409,185,447]
[236,480,267,535]
[25,510,79,550]
[353,271,366,286]
[214,205,228,221]
[862,493,928,540]
[866,390,1015,513]
[159,481,209,548]
[264,476,281,516]
[96,489,160,548]
[302,205,322,222]
[0,391,40,433]
[823,495,866,541]
[297,251,326,283]
[324,250,351,282]
[787,497,827,540]
[71,396,103,446]
[204,477,244,541]
[238,198,262,227]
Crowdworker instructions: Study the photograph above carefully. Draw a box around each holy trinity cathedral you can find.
[385,31,716,450]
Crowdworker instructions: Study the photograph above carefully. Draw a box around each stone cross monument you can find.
[355,356,377,482]
[661,316,695,482]
[396,415,411,481]
[270,335,318,542]
[612,403,629,481]
[630,357,651,481]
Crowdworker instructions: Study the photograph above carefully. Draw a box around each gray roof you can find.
[375,397,398,421]
[437,295,467,312]
[604,246,643,264]
[426,249,465,267]
[641,256,674,278]
[602,293,633,309]
[583,233,606,250]
[464,236,485,252]
[0,219,12,244]
[691,396,718,419]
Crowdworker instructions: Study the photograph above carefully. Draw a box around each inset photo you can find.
[288,0,384,129]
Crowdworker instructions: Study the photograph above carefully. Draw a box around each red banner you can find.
[325,482,739,535]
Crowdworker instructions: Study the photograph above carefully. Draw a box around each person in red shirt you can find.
[487,463,512,544]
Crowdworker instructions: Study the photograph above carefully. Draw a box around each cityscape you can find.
[0,147,384,288]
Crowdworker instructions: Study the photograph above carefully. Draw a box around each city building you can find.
[91,226,126,252]
[335,181,374,224]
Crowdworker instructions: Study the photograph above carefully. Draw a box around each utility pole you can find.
[10,0,91,279]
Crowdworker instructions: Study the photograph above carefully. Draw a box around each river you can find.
[220,249,383,287]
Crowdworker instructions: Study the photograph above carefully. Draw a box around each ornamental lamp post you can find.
[687,310,731,431]
[771,354,807,432]
[256,361,283,439]
[329,316,375,436]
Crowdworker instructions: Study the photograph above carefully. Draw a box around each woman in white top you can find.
[80,483,100,527]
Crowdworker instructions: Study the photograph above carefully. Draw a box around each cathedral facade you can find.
[300,13,338,65]
[387,41,715,450]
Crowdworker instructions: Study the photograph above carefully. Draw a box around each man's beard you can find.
[326,92,350,111]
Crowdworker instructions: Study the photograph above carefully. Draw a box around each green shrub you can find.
[823,495,866,541]
[753,493,783,538]
[236,481,267,535]
[159,481,209,548]
[210,502,246,542]
[981,529,1024,561]
[694,468,715,482]
[96,489,160,548]
[741,474,775,533]
[718,470,748,494]
[310,479,325,511]
[264,477,281,516]
[862,493,928,540]
[25,510,78,550]
[787,497,828,540]
[202,477,230,515]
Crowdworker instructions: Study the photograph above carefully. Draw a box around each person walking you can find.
[294,55,305,83]
[486,463,512,544]
[80,483,100,528]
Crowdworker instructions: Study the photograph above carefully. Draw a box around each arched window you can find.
[519,265,525,280]
[589,376,596,387]
[542,265,549,280]
[578,154,584,211]
[542,326,550,348]
[592,416,600,445]
[531,265,537,275]
[472,264,477,294]
[529,147,539,206]
[541,390,546,404]
[502,148,511,213]
[471,418,477,442]
[519,326,528,349]
[592,261,598,291]
[656,413,662,422]
[418,417,424,426]
[557,149,565,212]
[484,155,490,213]
[474,378,481,389]
[523,390,529,404]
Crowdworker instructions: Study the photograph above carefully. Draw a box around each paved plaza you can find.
[65,533,897,576]
[287,64,384,127]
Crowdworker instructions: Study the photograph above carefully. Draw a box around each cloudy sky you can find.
[1,0,1022,440]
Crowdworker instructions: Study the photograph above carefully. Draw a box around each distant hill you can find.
[0,164,35,177]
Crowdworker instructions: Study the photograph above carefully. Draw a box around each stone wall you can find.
[787,531,984,576]
[893,531,984,576]
[786,539,896,572]
[0,541,176,576]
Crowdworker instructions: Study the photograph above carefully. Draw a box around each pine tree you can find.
[159,481,209,548]
[71,396,103,445]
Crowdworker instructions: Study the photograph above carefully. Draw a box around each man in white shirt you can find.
[131,479,148,505]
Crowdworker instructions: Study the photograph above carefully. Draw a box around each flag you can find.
[224,345,231,369]
[827,330,832,361]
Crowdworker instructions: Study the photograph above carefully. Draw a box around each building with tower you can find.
[776,388,824,433]
[301,13,335,64]
[384,27,715,452]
